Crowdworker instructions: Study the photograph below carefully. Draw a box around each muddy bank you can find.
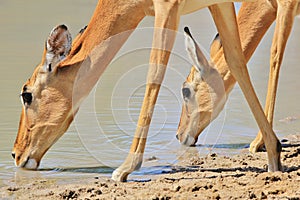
[1,134,300,199]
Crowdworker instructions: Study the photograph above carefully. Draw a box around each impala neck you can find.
[57,0,146,107]
[60,0,146,67]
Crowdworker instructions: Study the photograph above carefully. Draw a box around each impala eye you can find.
[21,92,33,105]
[182,88,191,100]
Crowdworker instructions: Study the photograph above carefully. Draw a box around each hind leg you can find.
[250,0,297,153]
[210,2,282,172]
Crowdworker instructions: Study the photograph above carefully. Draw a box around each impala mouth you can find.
[177,133,196,146]
[18,157,39,169]
[182,134,196,146]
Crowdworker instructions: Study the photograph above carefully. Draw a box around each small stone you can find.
[249,192,256,199]
[192,186,200,192]
[7,187,19,192]
[95,189,102,195]
[172,185,181,192]
[210,153,217,157]
[281,139,288,143]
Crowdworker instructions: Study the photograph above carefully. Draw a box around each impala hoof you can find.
[267,155,282,172]
[111,168,129,182]
[111,153,143,182]
[249,141,264,153]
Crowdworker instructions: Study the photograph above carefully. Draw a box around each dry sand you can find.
[1,134,300,200]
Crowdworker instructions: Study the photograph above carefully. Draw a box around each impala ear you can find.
[44,24,72,72]
[184,27,212,78]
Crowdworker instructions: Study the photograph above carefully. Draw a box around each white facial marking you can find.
[183,134,195,146]
[24,158,38,169]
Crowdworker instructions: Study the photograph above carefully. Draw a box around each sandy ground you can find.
[1,134,300,200]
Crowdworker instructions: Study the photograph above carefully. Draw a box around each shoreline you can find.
[1,134,300,199]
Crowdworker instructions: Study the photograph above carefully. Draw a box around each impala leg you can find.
[250,1,297,153]
[112,2,179,182]
[209,3,282,172]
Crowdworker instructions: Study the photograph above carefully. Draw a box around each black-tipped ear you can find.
[44,24,72,72]
[184,27,193,39]
[184,27,212,78]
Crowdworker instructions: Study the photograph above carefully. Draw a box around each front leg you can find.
[250,0,297,153]
[209,3,282,172]
[112,1,180,182]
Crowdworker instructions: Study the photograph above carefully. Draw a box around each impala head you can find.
[176,27,226,146]
[12,25,77,169]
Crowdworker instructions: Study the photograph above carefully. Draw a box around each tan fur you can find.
[13,0,283,182]
[178,0,299,155]
[177,0,276,145]
[250,0,300,152]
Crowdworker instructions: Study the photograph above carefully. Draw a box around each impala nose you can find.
[11,152,15,159]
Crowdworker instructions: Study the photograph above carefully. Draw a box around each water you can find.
[0,1,299,187]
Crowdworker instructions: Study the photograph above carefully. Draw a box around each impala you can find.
[13,0,281,182]
[177,0,300,154]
